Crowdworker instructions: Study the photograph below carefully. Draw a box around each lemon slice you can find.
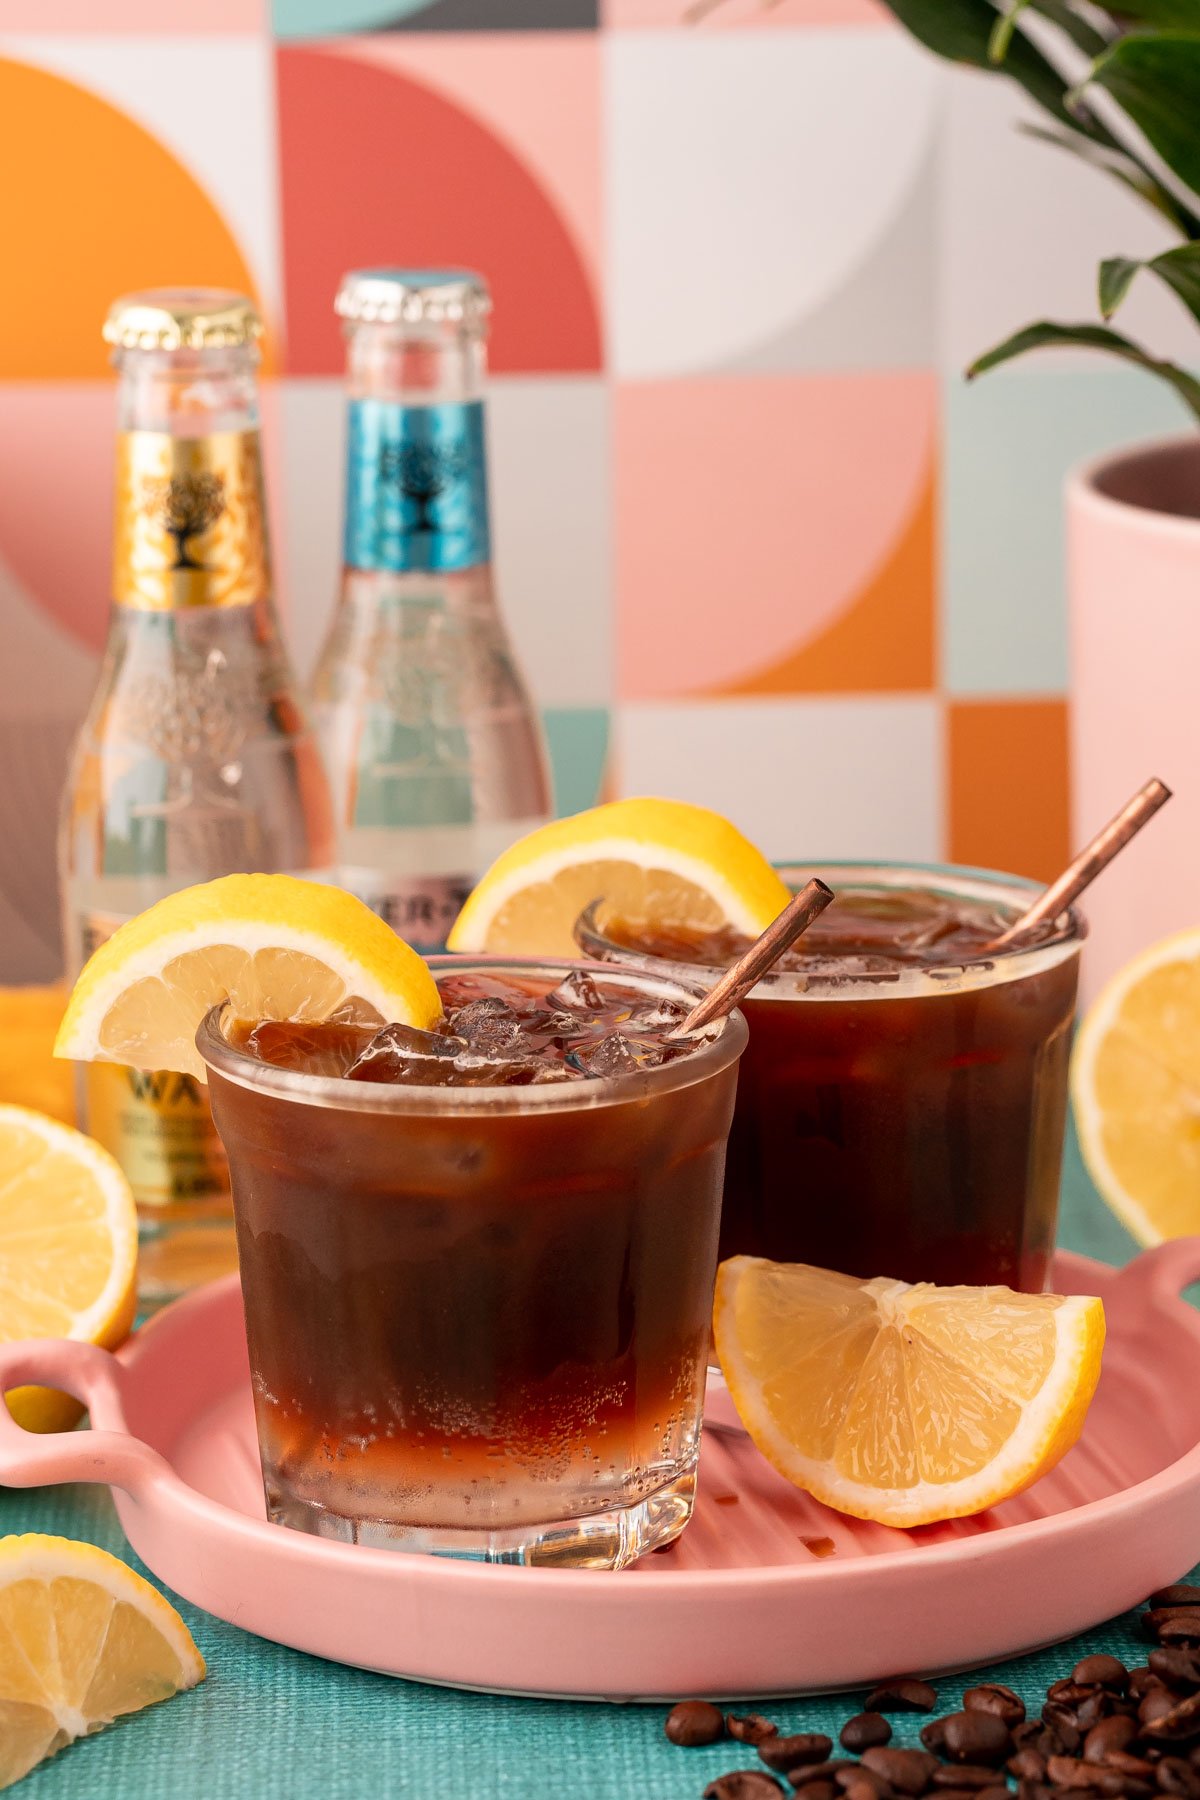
[447,798,792,957]
[1072,927,1200,1245]
[0,1106,138,1434]
[714,1258,1105,1527]
[0,1534,205,1790]
[54,874,442,1082]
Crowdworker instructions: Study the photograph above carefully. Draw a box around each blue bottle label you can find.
[343,399,491,573]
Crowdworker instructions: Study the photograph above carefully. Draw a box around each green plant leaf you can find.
[991,0,1110,62]
[1097,0,1200,24]
[877,0,1124,147]
[1099,243,1200,321]
[1070,34,1200,199]
[966,318,1200,419]
[1019,123,1200,234]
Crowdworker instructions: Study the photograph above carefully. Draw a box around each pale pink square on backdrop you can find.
[615,372,936,700]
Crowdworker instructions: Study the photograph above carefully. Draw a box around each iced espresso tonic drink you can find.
[198,959,745,1568]
[578,865,1084,1291]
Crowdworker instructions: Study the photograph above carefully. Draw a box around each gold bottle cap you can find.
[103,288,263,352]
[335,268,491,334]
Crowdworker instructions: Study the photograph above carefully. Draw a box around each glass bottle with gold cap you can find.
[58,288,335,1304]
[312,269,551,950]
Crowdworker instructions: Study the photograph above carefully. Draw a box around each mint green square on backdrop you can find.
[943,365,1186,696]
[543,707,609,818]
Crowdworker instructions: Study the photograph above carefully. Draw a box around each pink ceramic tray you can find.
[3,1243,1200,1700]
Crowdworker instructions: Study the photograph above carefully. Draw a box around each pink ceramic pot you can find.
[1067,433,1200,1003]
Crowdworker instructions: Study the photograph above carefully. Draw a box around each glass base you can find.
[264,1462,698,1569]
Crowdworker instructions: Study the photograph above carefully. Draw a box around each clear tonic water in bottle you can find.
[312,270,551,951]
[58,289,335,1304]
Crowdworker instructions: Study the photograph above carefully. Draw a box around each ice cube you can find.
[546,969,605,1012]
[616,998,690,1034]
[449,996,525,1052]
[346,1022,463,1085]
[450,1050,542,1088]
[240,1019,378,1078]
[566,1032,654,1078]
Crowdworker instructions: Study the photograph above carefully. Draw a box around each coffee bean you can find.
[1008,1750,1048,1782]
[843,1782,888,1800]
[1143,1693,1200,1744]
[1103,1750,1156,1780]
[1150,1589,1200,1611]
[665,1699,725,1746]
[1148,1613,1200,1646]
[919,1721,948,1754]
[796,1783,840,1800]
[1016,1782,1054,1800]
[976,1788,1010,1800]
[835,1768,891,1797]
[931,1768,999,1789]
[859,1747,939,1794]
[1044,1701,1088,1744]
[1153,1651,1200,1693]
[1144,1690,1187,1729]
[1156,1757,1200,1797]
[1073,1655,1129,1692]
[705,1775,785,1800]
[729,1715,781,1746]
[841,1716,893,1753]
[791,1765,854,1786]
[1045,1756,1125,1793]
[941,1712,1013,1765]
[964,1684,1026,1727]
[865,1680,939,1715]
[1133,1671,1170,1701]
[759,1737,835,1774]
[928,1789,979,1800]
[1083,1716,1139,1763]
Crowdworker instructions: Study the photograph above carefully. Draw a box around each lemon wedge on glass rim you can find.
[54,873,442,1083]
[714,1258,1105,1528]
[0,1534,205,1790]
[447,797,792,958]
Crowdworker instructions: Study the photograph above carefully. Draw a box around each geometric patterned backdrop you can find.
[0,0,1191,981]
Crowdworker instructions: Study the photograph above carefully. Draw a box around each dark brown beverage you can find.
[578,866,1083,1291]
[197,959,746,1567]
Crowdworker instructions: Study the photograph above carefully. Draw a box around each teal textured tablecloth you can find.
[2,1118,1191,1800]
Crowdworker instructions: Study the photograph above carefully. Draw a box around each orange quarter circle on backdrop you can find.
[0,57,267,380]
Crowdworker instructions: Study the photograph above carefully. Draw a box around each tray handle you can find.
[0,1339,171,1495]
[1115,1236,1200,1310]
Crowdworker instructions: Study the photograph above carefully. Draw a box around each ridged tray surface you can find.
[2,1244,1199,1699]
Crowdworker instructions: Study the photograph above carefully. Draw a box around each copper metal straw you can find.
[985,776,1172,953]
[669,877,835,1038]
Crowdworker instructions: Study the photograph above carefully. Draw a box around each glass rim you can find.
[574,860,1086,1002]
[195,954,748,1116]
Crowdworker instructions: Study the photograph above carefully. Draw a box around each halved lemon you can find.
[0,1534,205,1791]
[446,797,792,957]
[0,1106,138,1434]
[54,874,442,1082]
[714,1258,1105,1527]
[1072,927,1200,1245]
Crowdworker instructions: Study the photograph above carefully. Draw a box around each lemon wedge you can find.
[447,797,791,957]
[54,874,441,1082]
[714,1258,1104,1527]
[0,1534,204,1791]
[1072,926,1200,1245]
[0,1106,138,1433]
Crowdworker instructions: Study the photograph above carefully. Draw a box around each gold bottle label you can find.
[80,912,228,1211]
[112,429,269,610]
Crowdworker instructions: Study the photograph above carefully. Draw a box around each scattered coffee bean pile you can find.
[663,1584,1200,1800]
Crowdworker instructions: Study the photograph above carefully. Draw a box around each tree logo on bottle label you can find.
[113,431,270,610]
[138,471,226,570]
[344,400,491,574]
